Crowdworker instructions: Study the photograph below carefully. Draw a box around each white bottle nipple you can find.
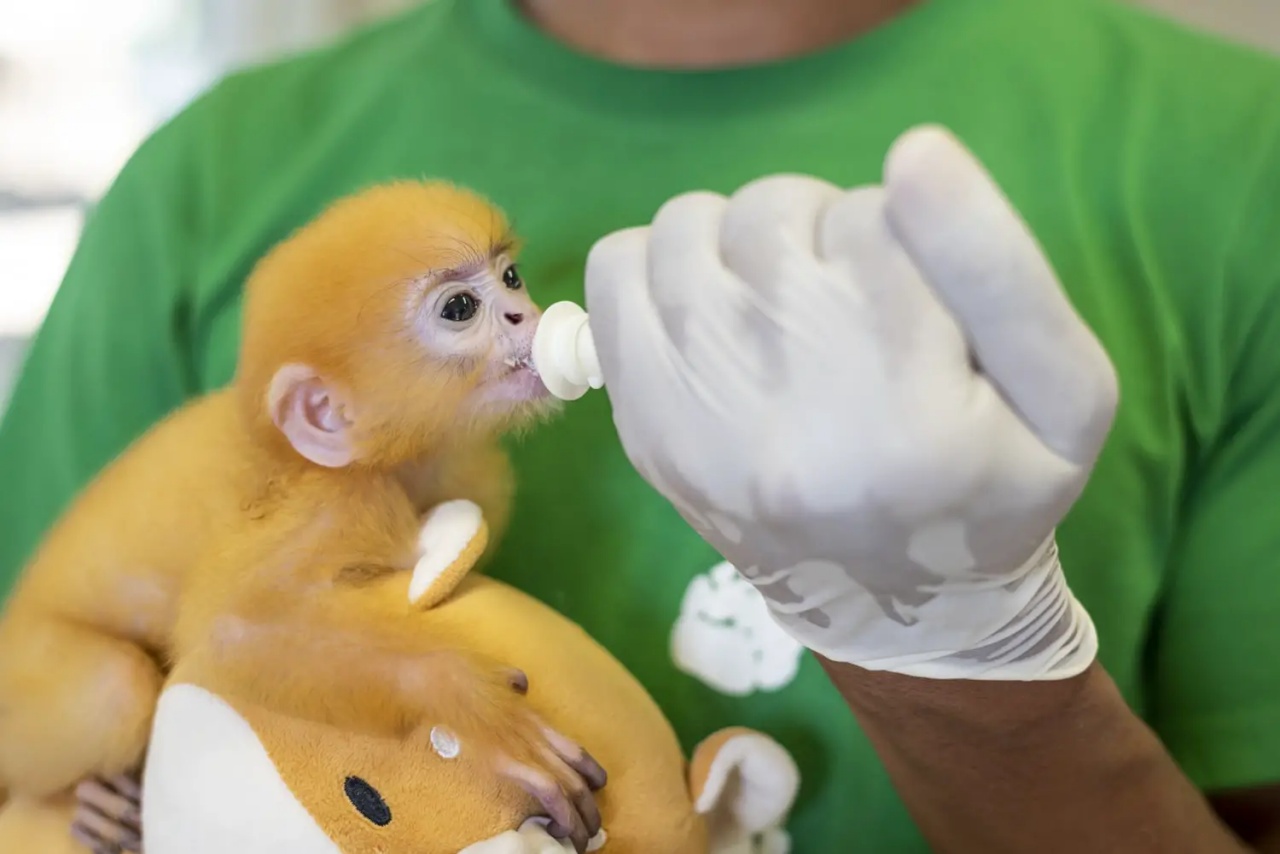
[532,301,604,401]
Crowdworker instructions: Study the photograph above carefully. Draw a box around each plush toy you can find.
[0,501,800,853]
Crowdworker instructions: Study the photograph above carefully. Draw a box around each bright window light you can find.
[0,207,85,337]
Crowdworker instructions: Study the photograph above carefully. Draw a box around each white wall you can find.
[1135,0,1280,53]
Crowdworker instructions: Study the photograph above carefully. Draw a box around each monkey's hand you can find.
[71,771,143,853]
[199,603,606,853]
[404,651,608,853]
[583,125,1118,682]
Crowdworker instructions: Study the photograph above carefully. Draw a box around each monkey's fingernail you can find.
[70,823,96,846]
[576,751,607,791]
[508,669,529,694]
[545,819,588,852]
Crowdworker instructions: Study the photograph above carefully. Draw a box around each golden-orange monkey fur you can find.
[0,181,607,848]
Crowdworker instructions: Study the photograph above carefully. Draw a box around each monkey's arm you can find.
[0,524,174,797]
[0,399,246,797]
[172,489,606,850]
[0,607,162,797]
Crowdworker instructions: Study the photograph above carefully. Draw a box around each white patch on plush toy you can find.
[142,683,341,854]
[457,817,583,853]
[430,725,461,759]
[671,562,804,696]
[906,520,976,574]
[410,499,485,605]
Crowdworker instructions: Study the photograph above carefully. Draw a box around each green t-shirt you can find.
[3,0,1279,847]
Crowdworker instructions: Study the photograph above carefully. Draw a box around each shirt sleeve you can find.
[0,107,208,596]
[1149,123,1280,793]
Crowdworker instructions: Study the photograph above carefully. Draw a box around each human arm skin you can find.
[820,658,1280,853]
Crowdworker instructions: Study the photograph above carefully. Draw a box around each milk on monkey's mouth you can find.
[491,347,549,403]
[501,353,538,377]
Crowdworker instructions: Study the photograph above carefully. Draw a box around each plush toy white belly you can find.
[143,682,343,854]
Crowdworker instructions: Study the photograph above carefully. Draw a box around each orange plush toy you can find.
[0,499,801,853]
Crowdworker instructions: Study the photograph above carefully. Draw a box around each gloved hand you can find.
[583,126,1118,681]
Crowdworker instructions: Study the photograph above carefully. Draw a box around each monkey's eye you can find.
[440,292,480,323]
[502,264,522,290]
[344,775,392,826]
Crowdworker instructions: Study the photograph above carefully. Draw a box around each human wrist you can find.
[821,653,1101,741]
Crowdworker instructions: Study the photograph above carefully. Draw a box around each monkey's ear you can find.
[268,364,356,468]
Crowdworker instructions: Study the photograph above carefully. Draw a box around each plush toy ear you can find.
[268,364,356,468]
[409,500,490,609]
[689,728,800,854]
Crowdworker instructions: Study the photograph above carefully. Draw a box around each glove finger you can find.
[582,225,688,443]
[883,125,1118,465]
[644,191,784,393]
[716,174,868,397]
[584,223,752,527]
[817,185,971,380]
[609,193,774,417]
[718,174,842,294]
[646,191,731,348]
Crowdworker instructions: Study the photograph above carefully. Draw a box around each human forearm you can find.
[822,658,1252,854]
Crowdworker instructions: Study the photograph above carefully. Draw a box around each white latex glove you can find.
[583,126,1118,680]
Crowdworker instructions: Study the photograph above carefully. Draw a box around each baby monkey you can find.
[0,181,605,852]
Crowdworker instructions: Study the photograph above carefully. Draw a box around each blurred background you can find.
[1,0,1279,411]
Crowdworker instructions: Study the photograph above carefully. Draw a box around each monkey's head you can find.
[236,181,557,469]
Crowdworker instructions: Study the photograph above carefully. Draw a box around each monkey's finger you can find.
[507,762,590,853]
[70,806,141,852]
[541,724,607,791]
[71,822,124,854]
[75,778,141,830]
[507,668,529,695]
[536,743,601,841]
[883,125,1118,465]
[106,772,143,802]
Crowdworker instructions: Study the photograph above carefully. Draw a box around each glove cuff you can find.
[915,537,1100,681]
[785,535,1098,682]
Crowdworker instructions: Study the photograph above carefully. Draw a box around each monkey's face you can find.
[244,181,563,470]
[413,250,553,427]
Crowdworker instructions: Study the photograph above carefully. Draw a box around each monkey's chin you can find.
[471,368,562,431]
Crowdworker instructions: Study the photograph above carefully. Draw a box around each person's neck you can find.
[515,0,922,69]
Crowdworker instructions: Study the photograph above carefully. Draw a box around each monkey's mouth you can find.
[486,352,549,405]
[501,354,538,377]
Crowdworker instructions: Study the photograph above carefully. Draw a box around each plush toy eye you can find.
[502,264,522,290]
[440,292,480,323]
[344,775,392,826]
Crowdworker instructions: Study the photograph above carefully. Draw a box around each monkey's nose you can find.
[503,312,524,325]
